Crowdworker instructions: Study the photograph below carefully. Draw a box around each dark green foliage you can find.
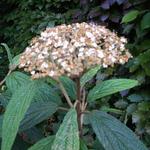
[0,0,150,149]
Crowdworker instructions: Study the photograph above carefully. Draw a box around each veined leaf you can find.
[122,10,139,23]
[87,79,138,101]
[52,108,79,150]
[34,81,61,104]
[89,110,148,150]
[20,101,58,131]
[80,66,100,87]
[6,73,61,104]
[28,136,55,150]
[6,71,30,93]
[1,81,38,150]
[59,76,77,100]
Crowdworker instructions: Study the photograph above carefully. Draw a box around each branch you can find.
[57,79,73,108]
[0,70,12,87]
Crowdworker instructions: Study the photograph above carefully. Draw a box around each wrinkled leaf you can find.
[6,71,30,93]
[87,79,138,101]
[80,66,100,87]
[2,81,38,150]
[20,101,58,131]
[34,81,61,104]
[89,110,147,150]
[28,136,55,150]
[52,108,79,150]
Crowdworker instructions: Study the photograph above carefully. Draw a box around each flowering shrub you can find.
[0,22,148,150]
[19,22,131,78]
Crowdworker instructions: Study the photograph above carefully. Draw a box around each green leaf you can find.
[87,79,138,101]
[6,71,30,93]
[80,66,100,87]
[10,54,21,68]
[138,49,150,64]
[59,76,77,100]
[20,101,58,131]
[141,12,150,30]
[52,108,79,150]
[1,43,13,65]
[0,115,3,137]
[89,110,148,150]
[34,81,61,104]
[2,81,38,150]
[122,10,139,23]
[28,136,55,150]
[127,94,143,102]
[80,139,88,150]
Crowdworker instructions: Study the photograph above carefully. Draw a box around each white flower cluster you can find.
[19,22,132,79]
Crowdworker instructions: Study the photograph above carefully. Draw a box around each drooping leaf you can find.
[20,101,58,131]
[122,10,139,23]
[89,110,148,150]
[28,136,55,150]
[59,76,77,100]
[1,81,38,150]
[87,79,138,101]
[51,108,79,150]
[6,71,30,93]
[80,66,100,87]
[141,12,150,30]
[1,43,13,65]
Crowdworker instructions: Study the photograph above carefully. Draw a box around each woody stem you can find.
[76,77,83,138]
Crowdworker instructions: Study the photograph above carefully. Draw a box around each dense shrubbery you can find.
[0,0,150,149]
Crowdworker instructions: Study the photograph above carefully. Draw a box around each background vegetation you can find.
[0,0,150,149]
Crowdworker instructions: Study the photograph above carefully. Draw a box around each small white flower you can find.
[48,71,55,76]
[98,51,104,58]
[31,70,35,75]
[41,62,49,68]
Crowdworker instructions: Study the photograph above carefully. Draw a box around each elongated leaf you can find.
[6,71,30,93]
[20,101,58,131]
[89,110,147,150]
[28,136,55,150]
[52,108,79,150]
[87,79,138,101]
[1,43,13,65]
[59,76,77,100]
[122,10,139,23]
[80,66,100,87]
[141,12,150,30]
[0,115,3,137]
[2,81,38,150]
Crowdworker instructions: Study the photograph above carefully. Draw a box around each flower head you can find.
[19,22,132,79]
